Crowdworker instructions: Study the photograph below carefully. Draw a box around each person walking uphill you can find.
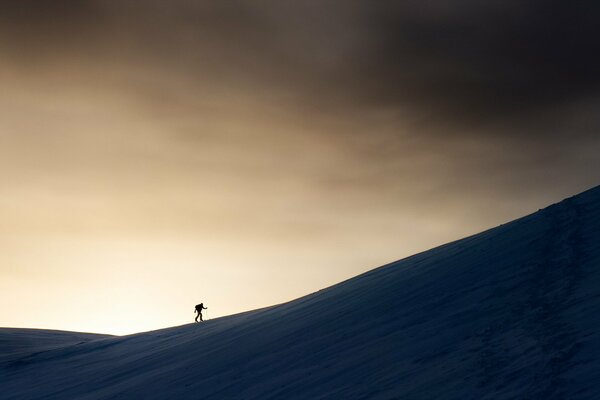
[195,303,207,322]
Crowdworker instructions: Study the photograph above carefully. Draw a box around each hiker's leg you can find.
[199,313,203,322]
[195,312,199,322]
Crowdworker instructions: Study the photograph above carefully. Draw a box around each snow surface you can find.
[1,186,600,399]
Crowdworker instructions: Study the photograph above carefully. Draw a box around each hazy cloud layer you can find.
[0,1,599,333]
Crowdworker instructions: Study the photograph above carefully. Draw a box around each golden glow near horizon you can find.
[1,2,598,335]
[0,67,559,335]
[0,66,492,335]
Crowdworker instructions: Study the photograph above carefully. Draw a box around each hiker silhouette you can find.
[194,303,207,322]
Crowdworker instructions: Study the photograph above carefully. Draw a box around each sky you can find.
[1,1,599,335]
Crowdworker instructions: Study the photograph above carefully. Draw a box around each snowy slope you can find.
[1,186,600,400]
[0,329,111,362]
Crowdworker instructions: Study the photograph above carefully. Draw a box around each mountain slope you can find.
[0,328,111,362]
[1,186,599,399]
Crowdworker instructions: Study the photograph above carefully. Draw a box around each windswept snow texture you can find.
[2,186,600,399]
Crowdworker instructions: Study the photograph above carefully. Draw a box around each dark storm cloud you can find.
[1,0,599,175]
[0,1,103,43]
[353,1,600,130]
[3,0,600,128]
[239,0,600,137]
